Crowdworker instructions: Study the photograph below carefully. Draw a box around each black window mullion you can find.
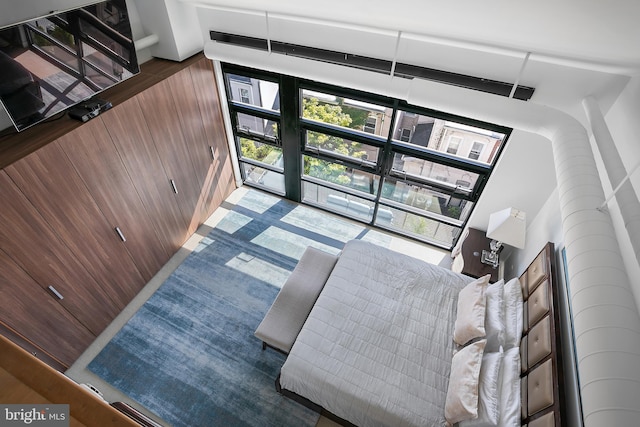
[387,169,474,201]
[302,146,377,172]
[300,119,387,147]
[302,176,377,202]
[235,128,279,146]
[389,143,491,202]
[232,111,280,146]
[229,102,281,121]
[379,198,463,228]
[390,142,492,176]
[279,75,302,202]
[239,156,284,174]
[372,99,400,223]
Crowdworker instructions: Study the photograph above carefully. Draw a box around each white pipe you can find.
[265,12,272,53]
[390,31,402,78]
[204,41,640,425]
[134,34,159,51]
[509,52,530,99]
[599,160,640,210]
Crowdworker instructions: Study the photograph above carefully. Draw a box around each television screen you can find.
[0,0,139,132]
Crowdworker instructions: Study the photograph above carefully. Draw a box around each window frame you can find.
[400,128,412,142]
[446,136,462,155]
[469,141,485,160]
[363,116,377,134]
[221,64,511,250]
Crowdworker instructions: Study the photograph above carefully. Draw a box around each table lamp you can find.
[481,207,526,268]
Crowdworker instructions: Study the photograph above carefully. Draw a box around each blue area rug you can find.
[88,190,386,427]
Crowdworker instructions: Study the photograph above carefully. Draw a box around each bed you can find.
[268,239,565,426]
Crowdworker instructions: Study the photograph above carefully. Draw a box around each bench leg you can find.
[262,341,267,351]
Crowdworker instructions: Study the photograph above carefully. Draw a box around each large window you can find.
[223,65,510,249]
[224,70,284,195]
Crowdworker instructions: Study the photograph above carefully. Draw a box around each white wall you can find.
[599,75,640,307]
[505,187,563,279]
[465,129,556,241]
[134,0,202,61]
[604,74,640,202]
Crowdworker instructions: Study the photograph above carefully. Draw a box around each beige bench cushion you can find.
[254,246,339,353]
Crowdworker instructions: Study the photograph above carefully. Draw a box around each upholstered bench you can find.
[255,246,339,354]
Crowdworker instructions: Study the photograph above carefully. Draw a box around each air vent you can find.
[210,32,269,51]
[209,31,535,101]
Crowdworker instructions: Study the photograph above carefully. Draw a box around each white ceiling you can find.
[185,0,640,67]
[180,0,639,121]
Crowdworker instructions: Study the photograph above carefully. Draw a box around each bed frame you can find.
[275,242,567,426]
[519,242,566,426]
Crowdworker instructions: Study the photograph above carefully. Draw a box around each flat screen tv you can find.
[0,0,139,132]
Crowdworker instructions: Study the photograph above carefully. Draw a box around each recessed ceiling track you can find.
[210,31,536,101]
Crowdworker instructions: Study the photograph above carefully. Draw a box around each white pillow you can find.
[498,347,521,427]
[445,340,487,424]
[459,348,504,427]
[484,280,505,352]
[454,275,490,346]
[503,278,524,349]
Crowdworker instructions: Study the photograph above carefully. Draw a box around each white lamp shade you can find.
[486,208,526,249]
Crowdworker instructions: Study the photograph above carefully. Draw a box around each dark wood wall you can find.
[0,54,235,370]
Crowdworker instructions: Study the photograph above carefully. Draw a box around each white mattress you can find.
[280,240,474,427]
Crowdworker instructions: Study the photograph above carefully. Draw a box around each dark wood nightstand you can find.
[459,228,500,283]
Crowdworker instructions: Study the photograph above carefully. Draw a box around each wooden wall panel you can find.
[5,142,146,310]
[217,155,237,201]
[0,171,119,336]
[100,96,188,255]
[0,250,94,367]
[166,67,219,224]
[0,55,235,369]
[136,80,202,236]
[189,58,237,213]
[59,118,170,282]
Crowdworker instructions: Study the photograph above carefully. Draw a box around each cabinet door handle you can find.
[170,179,178,194]
[209,145,215,160]
[48,286,64,300]
[115,226,126,242]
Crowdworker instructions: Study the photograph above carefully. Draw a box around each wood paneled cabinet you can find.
[0,249,95,368]
[188,59,236,213]
[100,95,191,258]
[0,171,121,337]
[0,55,235,370]
[58,118,171,282]
[5,141,146,311]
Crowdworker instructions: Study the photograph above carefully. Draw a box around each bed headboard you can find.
[519,242,565,427]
